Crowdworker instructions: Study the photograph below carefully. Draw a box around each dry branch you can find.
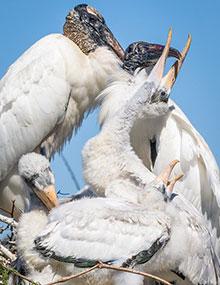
[0,262,39,285]
[45,262,172,285]
[0,213,18,228]
[0,243,16,261]
[0,260,172,285]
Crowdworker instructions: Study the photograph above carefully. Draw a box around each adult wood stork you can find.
[98,30,220,255]
[0,4,124,218]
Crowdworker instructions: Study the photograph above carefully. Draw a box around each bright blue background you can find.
[0,1,219,195]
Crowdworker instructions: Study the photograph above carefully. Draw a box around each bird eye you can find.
[160,90,169,103]
[25,173,40,188]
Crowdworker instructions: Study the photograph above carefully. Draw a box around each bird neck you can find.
[102,81,154,139]
[41,46,122,159]
[83,103,155,195]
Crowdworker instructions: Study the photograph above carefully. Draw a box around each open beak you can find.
[33,185,59,210]
[160,34,192,93]
[145,29,191,101]
[146,28,173,87]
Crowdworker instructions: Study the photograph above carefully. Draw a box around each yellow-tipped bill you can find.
[147,28,173,86]
[160,34,192,92]
[33,185,59,210]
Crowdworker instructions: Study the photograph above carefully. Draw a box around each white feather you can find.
[98,69,220,258]
[0,33,122,216]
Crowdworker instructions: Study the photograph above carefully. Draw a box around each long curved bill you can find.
[33,185,59,210]
[102,25,125,60]
[85,6,124,60]
[146,28,172,87]
[160,34,192,92]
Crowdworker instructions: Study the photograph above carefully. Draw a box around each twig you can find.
[45,262,171,285]
[46,264,100,285]
[0,243,16,261]
[0,262,39,285]
[60,153,81,191]
[10,200,16,219]
[0,213,18,228]
[0,207,11,216]
[98,262,172,285]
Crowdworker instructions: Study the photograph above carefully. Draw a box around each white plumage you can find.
[98,37,220,256]
[0,4,124,217]
[20,158,218,285]
[81,33,220,283]
[14,153,61,284]
[16,64,219,285]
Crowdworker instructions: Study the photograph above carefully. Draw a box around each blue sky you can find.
[0,1,219,194]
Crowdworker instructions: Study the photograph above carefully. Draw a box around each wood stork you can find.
[16,154,219,285]
[26,167,220,284]
[98,29,220,256]
[15,38,219,284]
[13,152,60,284]
[0,4,124,218]
[82,29,190,199]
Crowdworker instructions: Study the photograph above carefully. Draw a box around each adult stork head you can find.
[18,153,58,211]
[121,29,191,123]
[123,40,181,74]
[63,4,124,60]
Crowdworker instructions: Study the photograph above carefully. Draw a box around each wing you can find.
[154,100,220,255]
[173,195,220,284]
[35,198,170,267]
[0,34,72,180]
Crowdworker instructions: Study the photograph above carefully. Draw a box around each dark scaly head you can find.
[63,4,124,60]
[123,41,181,74]
[127,29,191,119]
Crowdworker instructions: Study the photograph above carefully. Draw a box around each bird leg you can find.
[156,161,184,200]
[156,160,179,185]
[167,174,184,192]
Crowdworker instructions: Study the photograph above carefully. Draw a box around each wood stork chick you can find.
[32,164,219,285]
[99,29,220,257]
[14,153,60,284]
[82,30,190,201]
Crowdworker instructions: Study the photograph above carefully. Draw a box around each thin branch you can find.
[60,153,81,191]
[98,262,172,285]
[0,207,11,216]
[46,264,100,285]
[0,262,39,285]
[10,200,16,219]
[0,243,16,261]
[45,262,171,285]
[0,213,18,228]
